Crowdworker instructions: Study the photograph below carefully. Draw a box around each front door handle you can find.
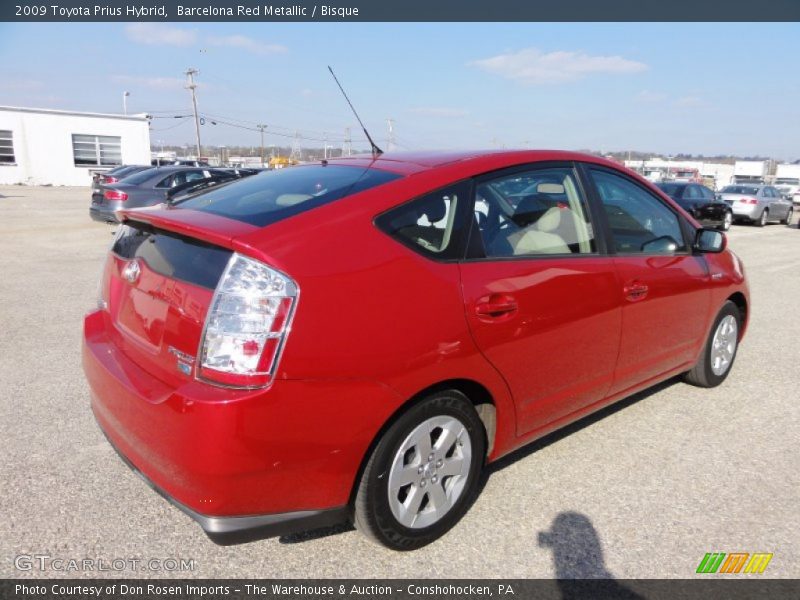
[623,281,649,302]
[475,293,518,319]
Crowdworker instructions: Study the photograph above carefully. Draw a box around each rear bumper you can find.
[83,309,401,541]
[730,204,759,219]
[692,204,729,229]
[90,205,119,223]
[96,421,348,544]
[695,215,727,229]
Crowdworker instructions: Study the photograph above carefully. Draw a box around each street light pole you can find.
[123,91,130,115]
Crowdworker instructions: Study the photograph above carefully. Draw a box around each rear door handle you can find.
[475,293,518,319]
[623,281,649,302]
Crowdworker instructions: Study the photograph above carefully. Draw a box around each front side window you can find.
[72,134,121,167]
[590,169,687,255]
[473,167,596,258]
[377,183,467,258]
[0,130,15,164]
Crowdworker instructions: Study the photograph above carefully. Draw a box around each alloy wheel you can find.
[387,415,472,529]
[723,212,732,231]
[710,315,738,376]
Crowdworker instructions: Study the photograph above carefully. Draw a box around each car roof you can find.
[143,165,211,172]
[324,149,625,176]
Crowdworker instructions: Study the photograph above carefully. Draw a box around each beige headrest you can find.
[538,183,565,194]
[537,207,562,233]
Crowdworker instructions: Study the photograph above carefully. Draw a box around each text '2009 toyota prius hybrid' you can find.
[83,150,749,550]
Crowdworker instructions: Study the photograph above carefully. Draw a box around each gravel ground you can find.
[1,185,798,579]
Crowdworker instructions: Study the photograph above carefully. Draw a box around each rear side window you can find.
[376,182,469,259]
[178,164,401,227]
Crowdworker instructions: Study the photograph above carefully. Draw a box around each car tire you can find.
[756,209,768,227]
[353,390,486,550]
[684,301,741,388]
[781,208,793,225]
[721,211,733,231]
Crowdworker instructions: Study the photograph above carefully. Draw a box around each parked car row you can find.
[655,181,795,230]
[90,165,260,223]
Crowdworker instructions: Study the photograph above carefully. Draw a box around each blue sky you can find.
[1,22,798,159]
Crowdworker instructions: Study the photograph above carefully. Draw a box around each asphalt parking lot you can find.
[1,184,798,579]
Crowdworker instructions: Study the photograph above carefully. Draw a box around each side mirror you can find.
[694,228,726,253]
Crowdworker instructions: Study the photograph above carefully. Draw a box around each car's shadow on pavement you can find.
[279,376,680,546]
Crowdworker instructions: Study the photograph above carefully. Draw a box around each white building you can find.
[0,106,151,186]
[624,158,735,190]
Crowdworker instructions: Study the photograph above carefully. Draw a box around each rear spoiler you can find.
[117,206,258,250]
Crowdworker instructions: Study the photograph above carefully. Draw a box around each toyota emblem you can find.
[123,259,141,284]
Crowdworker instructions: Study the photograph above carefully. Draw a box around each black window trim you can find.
[461,160,609,264]
[111,220,234,290]
[578,163,695,258]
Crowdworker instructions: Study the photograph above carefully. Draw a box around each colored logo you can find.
[696,552,773,574]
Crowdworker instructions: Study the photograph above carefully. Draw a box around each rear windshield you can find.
[177,164,401,227]
[120,168,158,185]
[722,186,759,195]
[656,183,686,196]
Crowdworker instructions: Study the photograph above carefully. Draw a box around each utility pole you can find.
[386,118,395,152]
[323,132,328,159]
[257,124,267,166]
[122,91,130,115]
[185,68,202,159]
[291,131,301,161]
[343,127,352,157]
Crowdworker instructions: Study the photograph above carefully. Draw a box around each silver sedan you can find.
[719,184,794,227]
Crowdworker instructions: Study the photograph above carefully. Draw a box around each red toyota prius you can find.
[83,150,749,550]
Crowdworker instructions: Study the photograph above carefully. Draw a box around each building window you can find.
[0,130,15,164]
[72,134,122,167]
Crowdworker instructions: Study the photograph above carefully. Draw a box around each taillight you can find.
[198,253,298,389]
[104,189,128,201]
[105,176,119,184]
[743,198,758,204]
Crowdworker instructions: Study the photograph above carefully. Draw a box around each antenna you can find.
[328,66,383,157]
